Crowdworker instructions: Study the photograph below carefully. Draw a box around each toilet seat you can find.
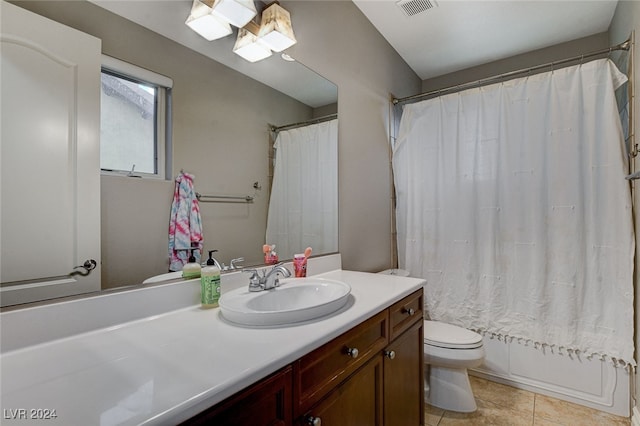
[424,320,483,349]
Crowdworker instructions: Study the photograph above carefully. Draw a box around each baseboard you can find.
[632,406,640,426]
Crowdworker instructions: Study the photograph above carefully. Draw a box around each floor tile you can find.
[439,398,534,425]
[470,376,535,413]
[425,403,444,426]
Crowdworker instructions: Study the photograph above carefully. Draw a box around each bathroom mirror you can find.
[0,0,338,307]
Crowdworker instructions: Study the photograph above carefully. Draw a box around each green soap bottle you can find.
[201,250,221,308]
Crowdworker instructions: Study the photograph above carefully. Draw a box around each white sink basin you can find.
[219,277,351,326]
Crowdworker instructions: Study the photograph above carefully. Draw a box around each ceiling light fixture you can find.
[185,0,232,41]
[257,2,297,52]
[211,0,257,28]
[233,21,273,63]
[185,0,297,63]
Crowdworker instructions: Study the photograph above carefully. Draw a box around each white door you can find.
[0,1,102,306]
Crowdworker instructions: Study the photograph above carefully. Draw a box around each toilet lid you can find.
[424,320,483,349]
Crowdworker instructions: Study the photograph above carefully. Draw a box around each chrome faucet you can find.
[229,257,244,270]
[245,263,292,292]
[222,257,245,271]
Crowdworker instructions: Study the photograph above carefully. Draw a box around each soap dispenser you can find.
[182,249,202,279]
[201,250,221,308]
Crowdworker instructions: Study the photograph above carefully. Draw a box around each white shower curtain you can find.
[393,59,635,366]
[266,119,338,258]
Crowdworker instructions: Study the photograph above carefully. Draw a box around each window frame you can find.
[100,55,173,180]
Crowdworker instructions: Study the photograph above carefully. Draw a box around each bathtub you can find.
[470,335,631,417]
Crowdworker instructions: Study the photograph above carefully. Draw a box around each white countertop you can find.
[0,268,424,425]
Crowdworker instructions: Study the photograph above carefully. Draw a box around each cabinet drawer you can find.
[295,310,388,413]
[389,289,423,341]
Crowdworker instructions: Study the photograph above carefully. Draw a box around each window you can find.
[100,55,172,179]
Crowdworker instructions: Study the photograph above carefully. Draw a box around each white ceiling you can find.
[353,0,619,80]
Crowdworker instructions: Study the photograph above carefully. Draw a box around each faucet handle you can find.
[243,268,259,279]
[244,269,263,292]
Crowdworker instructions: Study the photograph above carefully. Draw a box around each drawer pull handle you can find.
[346,347,359,358]
[385,350,396,360]
[306,416,322,426]
[404,307,416,316]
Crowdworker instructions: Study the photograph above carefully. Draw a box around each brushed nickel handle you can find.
[385,350,396,360]
[404,307,416,316]
[306,416,321,426]
[346,347,359,358]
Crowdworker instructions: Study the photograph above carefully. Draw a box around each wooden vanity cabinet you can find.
[183,289,424,426]
[182,366,293,426]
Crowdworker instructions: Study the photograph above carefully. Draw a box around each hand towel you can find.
[168,171,203,271]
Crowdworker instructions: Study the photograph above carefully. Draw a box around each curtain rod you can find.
[392,38,632,105]
[270,113,337,133]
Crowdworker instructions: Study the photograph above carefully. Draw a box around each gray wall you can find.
[609,0,640,414]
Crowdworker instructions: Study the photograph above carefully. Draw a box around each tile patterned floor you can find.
[425,376,631,425]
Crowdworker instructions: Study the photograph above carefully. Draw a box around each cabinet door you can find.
[0,1,101,306]
[184,366,293,426]
[384,320,424,426]
[300,356,383,426]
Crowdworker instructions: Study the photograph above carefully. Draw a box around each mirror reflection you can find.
[0,0,338,307]
[266,116,338,261]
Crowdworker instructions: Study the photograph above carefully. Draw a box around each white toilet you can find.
[423,320,485,412]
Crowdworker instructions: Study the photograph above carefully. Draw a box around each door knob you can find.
[82,259,97,271]
[73,259,97,275]
[385,350,396,360]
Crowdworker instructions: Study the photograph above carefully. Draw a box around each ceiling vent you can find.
[396,0,437,17]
